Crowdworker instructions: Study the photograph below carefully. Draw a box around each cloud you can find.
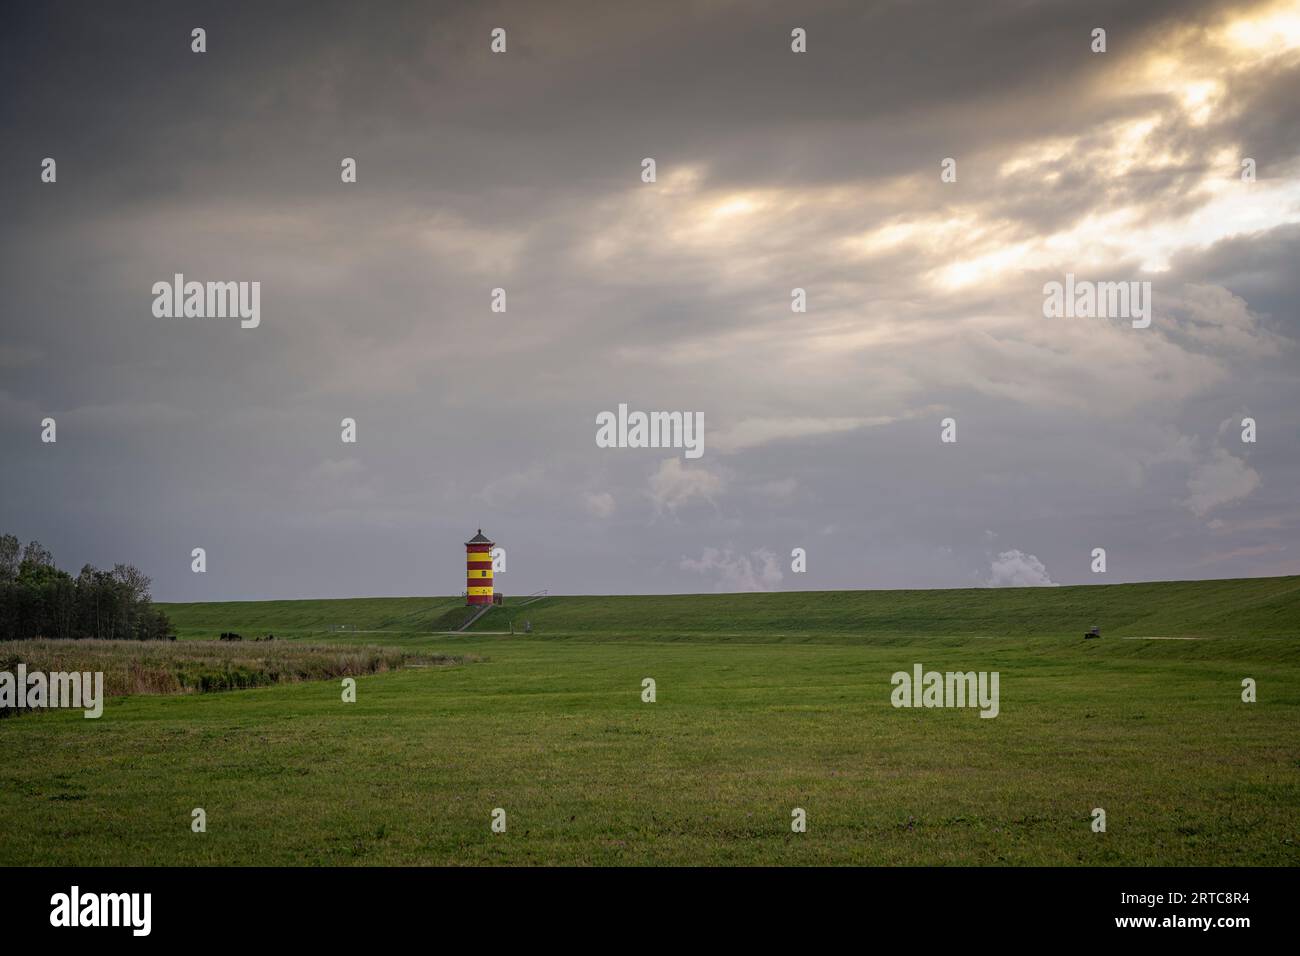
[298,458,375,503]
[986,550,1057,587]
[647,458,724,514]
[680,547,783,592]
[712,416,897,453]
[1185,447,1261,516]
[4,0,1300,599]
[1163,283,1289,360]
[478,464,547,507]
[584,490,616,518]
[751,477,799,500]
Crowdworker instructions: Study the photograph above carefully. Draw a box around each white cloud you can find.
[986,549,1057,587]
[1163,284,1287,360]
[647,458,724,513]
[1185,447,1261,516]
[1136,428,1262,519]
[680,547,783,592]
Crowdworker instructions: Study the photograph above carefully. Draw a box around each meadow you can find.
[1,577,1297,866]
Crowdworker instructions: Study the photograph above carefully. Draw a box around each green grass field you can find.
[2,577,1298,865]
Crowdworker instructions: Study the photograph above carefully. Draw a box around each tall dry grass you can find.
[0,639,465,702]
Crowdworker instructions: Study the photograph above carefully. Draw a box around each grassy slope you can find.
[161,575,1300,640]
[2,577,1296,866]
[161,595,468,638]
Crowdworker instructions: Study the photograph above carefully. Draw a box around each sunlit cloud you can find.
[1221,1,1300,55]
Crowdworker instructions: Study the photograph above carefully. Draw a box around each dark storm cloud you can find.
[0,0,1256,205]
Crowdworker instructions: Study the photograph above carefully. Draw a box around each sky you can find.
[1,0,1298,601]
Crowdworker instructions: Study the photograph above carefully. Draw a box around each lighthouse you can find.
[465,529,494,606]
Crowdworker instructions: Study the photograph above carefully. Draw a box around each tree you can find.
[20,539,54,572]
[0,536,170,641]
[112,564,152,603]
[0,534,19,581]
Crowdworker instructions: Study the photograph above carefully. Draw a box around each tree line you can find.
[0,534,174,641]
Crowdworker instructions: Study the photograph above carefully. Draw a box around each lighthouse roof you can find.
[465,529,493,545]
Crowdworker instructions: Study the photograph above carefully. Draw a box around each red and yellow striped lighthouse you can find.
[465,529,494,606]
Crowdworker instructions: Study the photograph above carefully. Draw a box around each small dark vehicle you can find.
[1084,625,1101,639]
